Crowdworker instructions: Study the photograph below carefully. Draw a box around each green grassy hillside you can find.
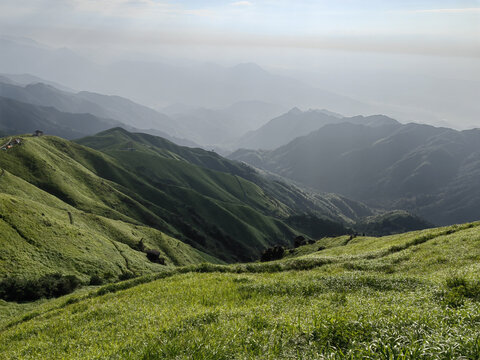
[77,127,372,223]
[0,134,219,286]
[0,133,291,263]
[0,222,479,359]
[75,128,377,261]
[0,169,216,281]
[0,129,371,278]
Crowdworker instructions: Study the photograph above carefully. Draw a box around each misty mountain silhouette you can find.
[230,119,480,225]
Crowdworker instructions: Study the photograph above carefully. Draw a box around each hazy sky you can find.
[1,0,479,58]
[1,0,479,129]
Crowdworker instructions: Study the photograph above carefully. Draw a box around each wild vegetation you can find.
[0,134,219,285]
[0,273,80,303]
[0,221,479,359]
[0,130,475,359]
[0,131,438,296]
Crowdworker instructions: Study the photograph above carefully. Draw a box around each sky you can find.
[0,0,479,129]
[1,0,479,58]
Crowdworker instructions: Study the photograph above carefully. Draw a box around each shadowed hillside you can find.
[0,96,122,139]
[230,119,480,225]
[233,109,398,150]
[0,81,196,146]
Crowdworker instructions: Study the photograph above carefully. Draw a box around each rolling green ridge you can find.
[0,166,216,282]
[0,133,217,286]
[75,128,383,260]
[0,129,376,273]
[0,221,479,359]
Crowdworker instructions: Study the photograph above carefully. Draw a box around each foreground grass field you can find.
[0,222,479,359]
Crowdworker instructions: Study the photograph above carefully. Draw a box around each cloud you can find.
[70,0,175,17]
[231,1,252,7]
[411,7,480,14]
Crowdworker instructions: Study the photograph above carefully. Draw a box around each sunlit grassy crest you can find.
[0,221,479,359]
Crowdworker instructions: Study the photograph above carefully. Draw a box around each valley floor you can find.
[0,222,479,359]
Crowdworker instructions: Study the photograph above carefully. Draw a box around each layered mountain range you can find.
[1,70,475,229]
[230,113,480,225]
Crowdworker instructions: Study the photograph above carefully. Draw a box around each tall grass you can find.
[0,221,479,359]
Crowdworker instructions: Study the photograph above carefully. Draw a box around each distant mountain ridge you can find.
[233,108,398,150]
[0,80,175,132]
[0,81,197,146]
[165,100,287,146]
[0,78,284,147]
[230,119,480,225]
[0,37,375,114]
[0,96,122,139]
[0,72,75,91]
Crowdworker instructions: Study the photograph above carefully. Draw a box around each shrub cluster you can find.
[260,246,285,262]
[294,236,306,248]
[293,236,316,248]
[89,274,104,286]
[118,272,137,281]
[0,273,81,302]
[146,249,166,265]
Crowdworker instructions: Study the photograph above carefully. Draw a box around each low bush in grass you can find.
[0,273,81,302]
[146,249,166,265]
[442,275,480,307]
[260,246,285,262]
[118,272,137,281]
[89,274,104,286]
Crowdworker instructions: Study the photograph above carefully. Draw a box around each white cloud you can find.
[411,7,480,14]
[231,1,253,7]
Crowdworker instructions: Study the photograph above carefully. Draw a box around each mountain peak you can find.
[287,107,302,115]
[25,82,56,91]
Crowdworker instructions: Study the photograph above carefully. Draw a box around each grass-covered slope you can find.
[0,222,479,359]
[76,131,309,261]
[0,135,218,284]
[0,168,215,282]
[75,128,378,260]
[77,127,372,223]
[0,130,366,264]
[0,133,274,262]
